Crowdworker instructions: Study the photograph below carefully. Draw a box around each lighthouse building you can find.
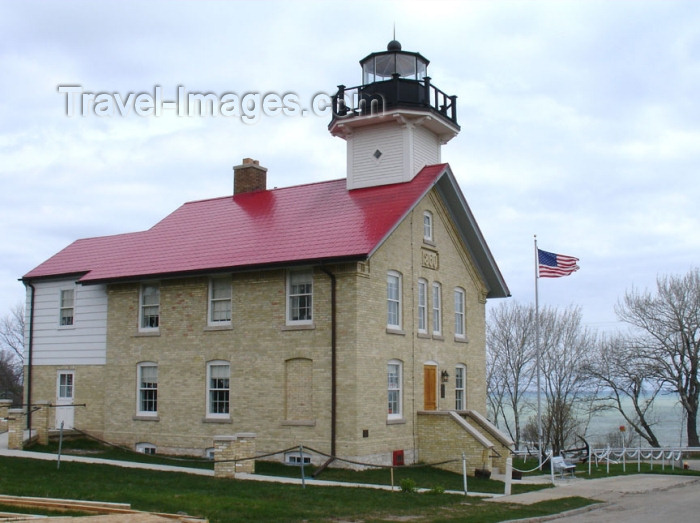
[22,41,513,472]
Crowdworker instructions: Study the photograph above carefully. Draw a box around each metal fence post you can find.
[299,445,306,489]
[56,421,64,470]
[504,457,512,496]
[462,452,468,496]
[549,451,555,484]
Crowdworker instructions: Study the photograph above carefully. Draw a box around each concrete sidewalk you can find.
[489,473,700,505]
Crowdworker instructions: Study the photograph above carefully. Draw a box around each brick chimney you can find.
[233,158,267,194]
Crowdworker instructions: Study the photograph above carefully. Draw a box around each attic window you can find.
[423,211,433,242]
[373,149,383,159]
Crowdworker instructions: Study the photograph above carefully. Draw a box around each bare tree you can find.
[0,303,25,364]
[0,303,24,404]
[486,333,507,426]
[486,302,537,449]
[616,268,700,447]
[538,305,595,454]
[584,334,662,447]
[0,350,22,404]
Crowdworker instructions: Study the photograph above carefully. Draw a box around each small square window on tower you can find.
[373,149,382,159]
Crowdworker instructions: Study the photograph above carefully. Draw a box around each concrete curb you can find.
[499,502,609,523]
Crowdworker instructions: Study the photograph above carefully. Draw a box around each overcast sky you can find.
[1,0,698,333]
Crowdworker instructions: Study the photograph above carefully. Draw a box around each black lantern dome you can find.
[330,41,459,130]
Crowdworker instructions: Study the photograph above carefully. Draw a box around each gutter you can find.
[315,266,337,476]
[23,281,36,431]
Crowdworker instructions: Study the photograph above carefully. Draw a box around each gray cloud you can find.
[1,0,698,333]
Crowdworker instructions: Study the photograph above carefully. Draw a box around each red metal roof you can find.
[24,164,449,283]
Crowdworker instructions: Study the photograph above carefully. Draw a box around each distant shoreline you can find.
[491,393,689,447]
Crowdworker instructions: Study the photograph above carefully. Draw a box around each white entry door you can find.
[56,371,75,429]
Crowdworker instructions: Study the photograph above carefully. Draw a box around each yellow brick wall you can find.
[285,358,313,421]
[24,364,105,437]
[416,412,492,475]
[101,269,342,456]
[344,189,490,464]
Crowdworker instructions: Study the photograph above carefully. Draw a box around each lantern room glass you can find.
[362,53,429,84]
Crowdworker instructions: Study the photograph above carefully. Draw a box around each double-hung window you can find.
[140,284,160,330]
[387,271,402,329]
[207,361,230,418]
[423,211,433,242]
[387,360,402,419]
[432,282,442,336]
[137,363,158,416]
[455,365,466,410]
[287,270,313,324]
[454,287,466,338]
[59,288,74,326]
[209,277,232,325]
[417,279,427,334]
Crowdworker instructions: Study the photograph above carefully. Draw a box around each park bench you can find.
[551,455,576,478]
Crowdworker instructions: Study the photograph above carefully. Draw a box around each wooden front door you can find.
[424,365,437,410]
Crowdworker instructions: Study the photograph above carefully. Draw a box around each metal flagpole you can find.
[534,235,543,469]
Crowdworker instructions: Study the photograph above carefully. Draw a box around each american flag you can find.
[538,249,579,278]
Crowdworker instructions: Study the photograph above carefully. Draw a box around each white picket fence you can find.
[587,446,700,474]
[513,446,700,476]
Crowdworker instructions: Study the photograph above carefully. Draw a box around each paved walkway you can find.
[490,473,699,505]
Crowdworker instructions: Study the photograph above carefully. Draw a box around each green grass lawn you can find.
[0,454,593,522]
[254,461,548,495]
[20,439,699,521]
[27,438,545,494]
[27,437,215,469]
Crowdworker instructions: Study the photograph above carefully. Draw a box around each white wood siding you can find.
[24,279,107,365]
[347,121,442,190]
[412,125,440,171]
[348,123,405,189]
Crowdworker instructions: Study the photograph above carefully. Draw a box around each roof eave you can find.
[435,168,510,299]
[20,272,90,285]
[74,255,369,286]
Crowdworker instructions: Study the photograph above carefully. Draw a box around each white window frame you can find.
[454,287,466,339]
[136,442,157,455]
[57,370,74,400]
[387,271,402,329]
[137,362,158,416]
[208,277,232,326]
[286,269,313,325]
[206,361,230,419]
[417,278,428,334]
[285,451,312,465]
[139,284,160,331]
[387,359,403,420]
[423,211,433,242]
[455,364,466,410]
[59,288,75,327]
[432,282,442,336]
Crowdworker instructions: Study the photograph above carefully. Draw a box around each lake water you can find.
[492,394,692,448]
